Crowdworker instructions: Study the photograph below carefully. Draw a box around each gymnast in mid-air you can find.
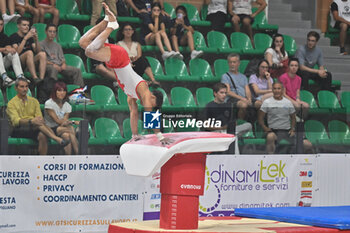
[79,3,171,145]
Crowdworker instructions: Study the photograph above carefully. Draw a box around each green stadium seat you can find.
[145,56,174,81]
[207,31,240,54]
[328,120,350,145]
[242,121,266,145]
[165,58,200,82]
[253,33,272,54]
[93,117,126,145]
[122,118,148,139]
[214,59,229,80]
[341,91,350,110]
[239,60,250,74]
[58,24,81,49]
[252,8,278,31]
[300,90,328,114]
[90,85,124,111]
[33,23,47,41]
[164,2,176,19]
[181,3,209,26]
[317,90,341,112]
[67,84,80,93]
[196,87,214,108]
[200,4,208,21]
[64,54,97,80]
[189,58,217,82]
[304,120,331,145]
[283,35,297,56]
[4,22,17,36]
[230,32,257,55]
[170,87,197,112]
[56,0,90,20]
[193,31,210,52]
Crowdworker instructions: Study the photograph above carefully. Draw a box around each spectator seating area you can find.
[1,0,349,155]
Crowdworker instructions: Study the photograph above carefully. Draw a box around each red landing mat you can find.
[108,217,350,233]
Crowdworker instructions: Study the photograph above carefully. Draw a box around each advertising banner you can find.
[199,154,316,216]
[0,156,145,233]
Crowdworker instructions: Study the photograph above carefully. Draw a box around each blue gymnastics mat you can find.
[234,206,350,230]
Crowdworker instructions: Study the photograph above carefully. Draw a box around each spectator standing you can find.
[248,59,273,109]
[278,58,309,117]
[296,31,332,91]
[34,0,59,25]
[44,82,79,155]
[6,78,70,155]
[15,0,40,24]
[90,0,117,25]
[0,17,26,87]
[0,0,20,24]
[228,0,267,45]
[10,17,46,84]
[221,53,252,120]
[170,5,203,60]
[40,24,84,87]
[140,2,176,60]
[330,0,350,55]
[264,33,289,78]
[204,0,228,33]
[258,82,313,154]
[116,23,160,85]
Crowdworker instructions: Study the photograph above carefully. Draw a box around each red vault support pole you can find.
[159,152,207,230]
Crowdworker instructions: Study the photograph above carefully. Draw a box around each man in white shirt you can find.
[330,0,350,55]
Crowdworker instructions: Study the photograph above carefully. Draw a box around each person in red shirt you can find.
[34,0,59,25]
[278,58,309,118]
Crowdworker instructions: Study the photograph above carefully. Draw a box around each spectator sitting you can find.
[204,0,228,33]
[170,5,203,60]
[140,2,177,61]
[330,0,350,55]
[248,59,273,109]
[90,0,117,25]
[116,23,160,86]
[127,0,171,28]
[228,0,267,46]
[44,82,79,155]
[264,33,289,78]
[278,58,309,118]
[0,0,21,24]
[0,17,27,87]
[205,82,252,136]
[6,77,70,155]
[40,24,84,87]
[296,31,332,91]
[10,17,46,84]
[258,82,313,154]
[15,0,40,24]
[221,53,252,120]
[34,0,59,25]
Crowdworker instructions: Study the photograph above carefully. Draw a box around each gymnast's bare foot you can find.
[102,2,117,22]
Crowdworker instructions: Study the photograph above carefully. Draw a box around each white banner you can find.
[198,154,316,216]
[0,156,145,233]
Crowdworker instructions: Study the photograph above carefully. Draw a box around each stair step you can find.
[323,63,350,73]
[269,19,311,29]
[268,12,302,21]
[278,27,321,37]
[269,3,292,12]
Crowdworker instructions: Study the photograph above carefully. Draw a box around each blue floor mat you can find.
[234,206,350,230]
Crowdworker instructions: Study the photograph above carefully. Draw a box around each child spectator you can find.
[265,33,289,78]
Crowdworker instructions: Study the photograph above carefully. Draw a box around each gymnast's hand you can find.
[131,134,145,141]
[160,137,174,146]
